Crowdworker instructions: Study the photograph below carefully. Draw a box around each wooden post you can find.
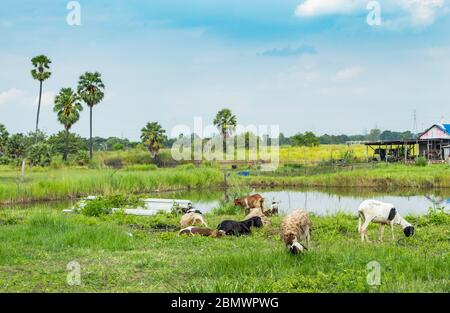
[20,159,25,182]
[365,145,369,163]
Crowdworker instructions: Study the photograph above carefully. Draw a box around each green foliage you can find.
[112,143,124,150]
[141,122,167,161]
[212,201,241,215]
[75,150,90,166]
[0,123,9,155]
[123,164,158,171]
[28,143,52,166]
[426,206,449,225]
[291,132,320,147]
[79,195,145,217]
[30,55,52,82]
[77,72,105,107]
[48,131,87,155]
[4,133,27,161]
[415,157,428,167]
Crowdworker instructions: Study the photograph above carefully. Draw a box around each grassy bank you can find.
[0,205,448,292]
[1,163,450,204]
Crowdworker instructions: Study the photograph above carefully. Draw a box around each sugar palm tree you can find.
[141,122,166,166]
[53,88,83,161]
[77,72,105,159]
[213,108,237,154]
[31,55,52,133]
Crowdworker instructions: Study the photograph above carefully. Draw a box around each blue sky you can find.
[1,0,450,140]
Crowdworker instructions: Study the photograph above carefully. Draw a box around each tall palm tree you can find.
[213,108,237,154]
[53,88,83,161]
[31,55,52,133]
[141,122,166,166]
[77,72,105,159]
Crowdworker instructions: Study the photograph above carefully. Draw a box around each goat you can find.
[234,194,264,215]
[217,216,263,236]
[358,199,415,242]
[281,209,312,255]
[180,211,208,228]
[179,226,225,238]
[245,208,271,226]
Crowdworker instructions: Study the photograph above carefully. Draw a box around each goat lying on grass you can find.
[217,216,263,236]
[245,208,271,226]
[180,209,208,228]
[179,226,225,237]
[358,199,415,242]
[281,209,312,255]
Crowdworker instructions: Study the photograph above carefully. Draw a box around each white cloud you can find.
[0,88,27,106]
[334,66,363,81]
[295,0,448,26]
[295,0,364,17]
[36,91,56,107]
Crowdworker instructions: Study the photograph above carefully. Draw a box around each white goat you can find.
[180,210,208,228]
[358,200,414,242]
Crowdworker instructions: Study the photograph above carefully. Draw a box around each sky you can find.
[1,0,450,140]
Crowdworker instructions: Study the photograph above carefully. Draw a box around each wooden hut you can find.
[364,123,450,162]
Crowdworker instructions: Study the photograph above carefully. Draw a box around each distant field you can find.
[91,144,368,167]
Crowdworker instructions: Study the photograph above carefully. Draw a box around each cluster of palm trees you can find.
[141,109,237,164]
[31,55,105,161]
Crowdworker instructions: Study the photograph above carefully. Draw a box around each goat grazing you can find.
[217,216,263,236]
[281,209,312,255]
[180,210,208,228]
[234,194,264,214]
[179,226,225,238]
[358,199,415,242]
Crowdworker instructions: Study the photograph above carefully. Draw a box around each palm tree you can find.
[53,88,83,161]
[213,108,237,154]
[31,55,52,133]
[141,122,166,166]
[77,72,105,160]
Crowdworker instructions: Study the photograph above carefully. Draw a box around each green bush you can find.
[212,201,241,215]
[415,157,428,167]
[79,195,145,217]
[28,143,53,167]
[75,150,90,166]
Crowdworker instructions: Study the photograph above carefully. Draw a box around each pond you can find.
[2,187,449,216]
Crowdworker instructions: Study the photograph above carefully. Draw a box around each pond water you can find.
[193,188,450,216]
[2,188,450,216]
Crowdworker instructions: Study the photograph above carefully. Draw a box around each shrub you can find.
[79,195,145,217]
[28,143,52,167]
[427,206,449,225]
[75,150,90,166]
[415,157,428,167]
[212,201,241,215]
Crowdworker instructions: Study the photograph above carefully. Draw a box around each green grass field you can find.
[0,204,448,292]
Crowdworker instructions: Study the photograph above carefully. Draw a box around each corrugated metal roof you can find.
[441,124,450,134]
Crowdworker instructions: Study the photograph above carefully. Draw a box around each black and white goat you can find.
[217,216,263,236]
[358,200,415,242]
